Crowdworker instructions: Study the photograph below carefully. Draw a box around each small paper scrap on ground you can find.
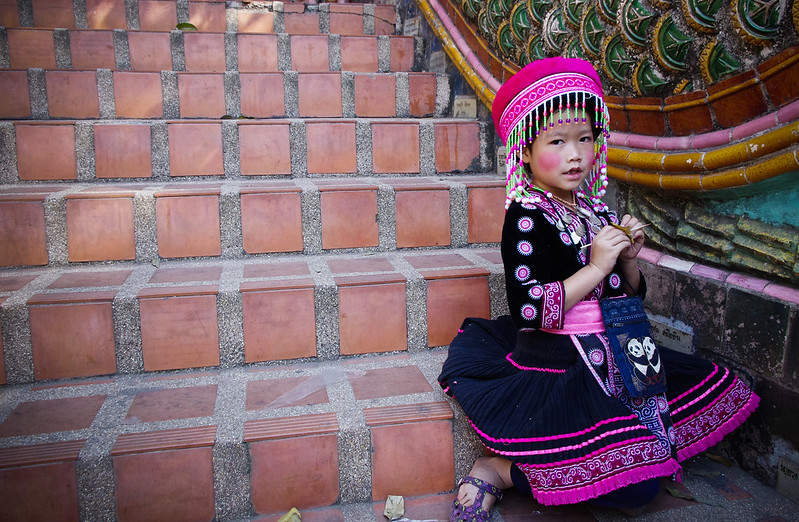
[277,507,301,522]
[384,495,405,520]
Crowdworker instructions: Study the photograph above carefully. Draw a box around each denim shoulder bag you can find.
[599,295,667,397]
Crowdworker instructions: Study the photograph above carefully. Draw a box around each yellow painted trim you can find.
[416,0,495,108]
[606,120,799,190]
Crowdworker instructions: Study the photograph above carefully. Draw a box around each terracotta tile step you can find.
[0,69,442,119]
[1,27,413,73]
[0,248,505,383]
[0,2,397,35]
[3,119,490,182]
[0,350,474,520]
[0,177,503,267]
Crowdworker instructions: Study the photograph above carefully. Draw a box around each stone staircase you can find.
[0,1,504,520]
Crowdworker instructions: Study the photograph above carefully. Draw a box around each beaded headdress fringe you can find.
[497,71,611,212]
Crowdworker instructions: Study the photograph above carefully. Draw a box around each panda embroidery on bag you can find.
[624,336,664,385]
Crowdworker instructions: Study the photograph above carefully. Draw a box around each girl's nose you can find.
[568,144,581,162]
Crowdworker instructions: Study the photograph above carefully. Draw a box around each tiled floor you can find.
[0,350,461,520]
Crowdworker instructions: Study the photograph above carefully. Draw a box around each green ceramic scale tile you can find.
[526,33,548,61]
[680,0,725,33]
[510,2,534,42]
[602,32,639,84]
[543,8,570,53]
[794,0,799,33]
[563,0,589,29]
[517,44,531,65]
[619,0,657,48]
[653,15,694,72]
[732,0,783,44]
[565,36,588,58]
[673,78,694,94]
[461,0,481,22]
[487,0,507,29]
[527,0,556,24]
[633,57,670,95]
[580,6,605,58]
[700,38,742,83]
[478,8,497,44]
[497,21,520,60]
[598,0,622,24]
[446,0,795,96]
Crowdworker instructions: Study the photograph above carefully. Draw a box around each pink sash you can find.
[540,300,604,335]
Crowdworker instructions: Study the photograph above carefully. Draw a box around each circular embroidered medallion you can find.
[515,265,531,281]
[528,284,544,299]
[588,348,605,366]
[517,240,533,255]
[518,216,534,232]
[668,426,676,444]
[520,304,537,321]
[632,396,645,407]
[609,272,622,288]
[658,396,669,413]
[560,231,572,244]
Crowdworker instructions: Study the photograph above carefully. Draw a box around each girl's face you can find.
[521,120,596,201]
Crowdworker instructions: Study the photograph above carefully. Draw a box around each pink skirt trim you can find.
[468,412,639,445]
[675,381,760,462]
[505,353,568,373]
[524,458,682,506]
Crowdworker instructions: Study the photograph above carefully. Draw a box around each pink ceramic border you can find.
[639,247,799,305]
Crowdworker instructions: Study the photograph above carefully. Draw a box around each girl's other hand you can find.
[588,224,634,275]
[618,214,645,261]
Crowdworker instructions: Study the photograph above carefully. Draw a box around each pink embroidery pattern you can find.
[518,216,534,232]
[541,282,564,329]
[521,304,537,321]
[673,378,758,461]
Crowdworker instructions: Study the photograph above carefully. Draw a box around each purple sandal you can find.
[449,476,504,522]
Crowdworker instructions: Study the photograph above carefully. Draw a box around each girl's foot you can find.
[450,476,503,522]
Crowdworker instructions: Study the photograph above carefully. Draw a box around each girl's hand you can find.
[617,214,645,261]
[588,224,635,275]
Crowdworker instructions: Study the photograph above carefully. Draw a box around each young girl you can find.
[439,57,759,521]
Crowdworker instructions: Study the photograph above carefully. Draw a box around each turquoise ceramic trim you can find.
[698,171,799,227]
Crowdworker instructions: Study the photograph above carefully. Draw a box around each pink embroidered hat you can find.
[492,57,610,211]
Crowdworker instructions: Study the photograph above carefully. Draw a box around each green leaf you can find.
[665,484,696,501]
[176,22,198,31]
[704,453,733,466]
